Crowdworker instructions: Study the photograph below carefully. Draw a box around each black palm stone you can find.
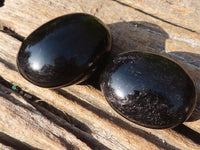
[17,13,112,88]
[100,52,196,129]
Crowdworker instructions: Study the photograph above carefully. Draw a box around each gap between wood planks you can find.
[0,132,40,150]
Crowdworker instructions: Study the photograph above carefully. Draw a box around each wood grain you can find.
[0,90,91,150]
[0,0,200,149]
[115,0,200,33]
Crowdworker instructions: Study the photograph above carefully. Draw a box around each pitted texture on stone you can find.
[100,52,196,129]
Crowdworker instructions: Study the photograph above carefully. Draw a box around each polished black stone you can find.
[17,13,112,88]
[100,52,196,129]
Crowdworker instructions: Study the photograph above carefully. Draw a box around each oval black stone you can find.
[100,52,196,129]
[17,13,112,88]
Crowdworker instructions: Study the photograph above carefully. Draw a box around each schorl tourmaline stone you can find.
[17,13,112,88]
[100,51,196,129]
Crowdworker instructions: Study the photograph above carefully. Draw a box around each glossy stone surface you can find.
[100,52,196,129]
[17,13,112,88]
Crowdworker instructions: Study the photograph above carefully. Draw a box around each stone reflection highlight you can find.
[100,52,196,129]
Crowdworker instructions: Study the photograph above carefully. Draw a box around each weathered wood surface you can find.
[115,0,200,33]
[0,0,200,149]
[0,143,14,150]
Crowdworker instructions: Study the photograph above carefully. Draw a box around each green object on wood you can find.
[11,85,20,92]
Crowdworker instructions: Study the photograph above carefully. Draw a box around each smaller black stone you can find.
[17,13,112,88]
[100,51,196,129]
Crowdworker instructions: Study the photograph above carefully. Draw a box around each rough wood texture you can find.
[0,84,91,150]
[116,0,200,33]
[0,0,200,149]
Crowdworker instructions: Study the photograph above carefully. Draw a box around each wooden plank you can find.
[0,83,91,150]
[115,0,200,33]
[0,0,200,149]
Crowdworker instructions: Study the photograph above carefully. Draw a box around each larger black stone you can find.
[100,52,196,129]
[17,13,111,88]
